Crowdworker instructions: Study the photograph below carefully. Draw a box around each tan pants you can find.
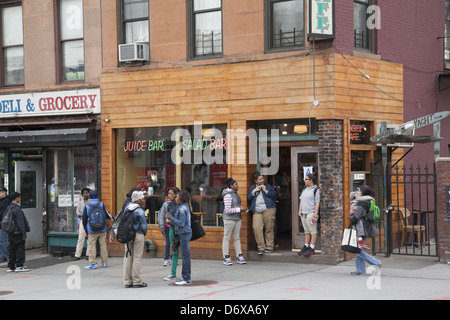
[252,207,276,251]
[87,232,108,266]
[75,219,89,258]
[123,233,145,286]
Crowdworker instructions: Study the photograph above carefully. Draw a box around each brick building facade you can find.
[1,0,448,262]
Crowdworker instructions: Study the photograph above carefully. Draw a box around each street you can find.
[1,249,449,303]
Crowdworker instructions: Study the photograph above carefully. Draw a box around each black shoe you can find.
[257,250,264,255]
[303,247,315,256]
[297,245,308,255]
[133,282,148,288]
[263,249,272,253]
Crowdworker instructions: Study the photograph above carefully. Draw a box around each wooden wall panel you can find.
[101,54,403,259]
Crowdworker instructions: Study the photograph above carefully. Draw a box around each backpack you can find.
[1,207,15,233]
[313,187,320,224]
[116,208,136,245]
[366,200,380,223]
[109,209,124,241]
[87,202,106,232]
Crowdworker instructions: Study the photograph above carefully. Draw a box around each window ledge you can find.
[353,49,381,60]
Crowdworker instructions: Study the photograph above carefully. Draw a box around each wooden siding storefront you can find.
[100,53,403,261]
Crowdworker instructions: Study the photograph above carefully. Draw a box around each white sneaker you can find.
[223,255,233,266]
[236,254,246,264]
[163,259,170,267]
[175,278,190,285]
[15,266,30,272]
[164,274,176,281]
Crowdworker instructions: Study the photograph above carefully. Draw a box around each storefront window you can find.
[349,120,371,144]
[0,150,5,187]
[116,124,227,227]
[47,148,97,232]
[259,119,317,136]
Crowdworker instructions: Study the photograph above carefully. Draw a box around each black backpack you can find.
[1,207,14,233]
[312,187,320,224]
[116,208,136,245]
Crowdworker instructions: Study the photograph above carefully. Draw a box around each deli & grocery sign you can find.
[0,88,100,118]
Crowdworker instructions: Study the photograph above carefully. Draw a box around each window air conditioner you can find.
[118,42,149,62]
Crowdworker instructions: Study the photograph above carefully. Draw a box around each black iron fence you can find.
[371,162,438,257]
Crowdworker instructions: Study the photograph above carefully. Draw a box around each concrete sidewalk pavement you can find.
[1,249,449,302]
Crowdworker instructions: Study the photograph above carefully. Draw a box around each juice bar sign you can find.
[0,88,100,118]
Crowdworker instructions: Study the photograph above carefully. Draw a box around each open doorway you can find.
[266,147,292,250]
[264,146,320,251]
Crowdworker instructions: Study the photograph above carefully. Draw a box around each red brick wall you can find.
[436,158,450,262]
[334,0,450,164]
[319,120,344,258]
[378,0,450,164]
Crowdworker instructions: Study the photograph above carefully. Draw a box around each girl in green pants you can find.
[164,226,181,280]
[162,187,181,281]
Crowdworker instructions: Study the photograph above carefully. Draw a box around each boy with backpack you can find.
[297,174,320,256]
[82,190,113,270]
[122,191,147,288]
[3,192,30,272]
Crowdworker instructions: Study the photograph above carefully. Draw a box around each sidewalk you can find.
[1,248,449,301]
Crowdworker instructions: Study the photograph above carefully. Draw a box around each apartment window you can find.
[446,0,450,61]
[354,0,373,51]
[58,0,84,82]
[121,0,149,44]
[1,5,24,86]
[266,0,305,52]
[188,0,222,59]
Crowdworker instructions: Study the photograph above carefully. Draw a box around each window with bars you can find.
[188,0,222,59]
[266,0,305,52]
[354,0,373,52]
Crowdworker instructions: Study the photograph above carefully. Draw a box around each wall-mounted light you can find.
[294,125,308,134]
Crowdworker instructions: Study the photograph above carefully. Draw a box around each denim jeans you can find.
[179,232,192,282]
[355,248,380,274]
[0,229,7,259]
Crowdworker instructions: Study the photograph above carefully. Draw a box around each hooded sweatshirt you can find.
[125,202,147,236]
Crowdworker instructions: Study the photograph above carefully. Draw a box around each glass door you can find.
[46,148,97,233]
[15,161,44,248]
[290,146,319,249]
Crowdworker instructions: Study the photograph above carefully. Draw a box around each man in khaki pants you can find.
[82,190,112,269]
[123,191,148,288]
[247,171,278,255]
